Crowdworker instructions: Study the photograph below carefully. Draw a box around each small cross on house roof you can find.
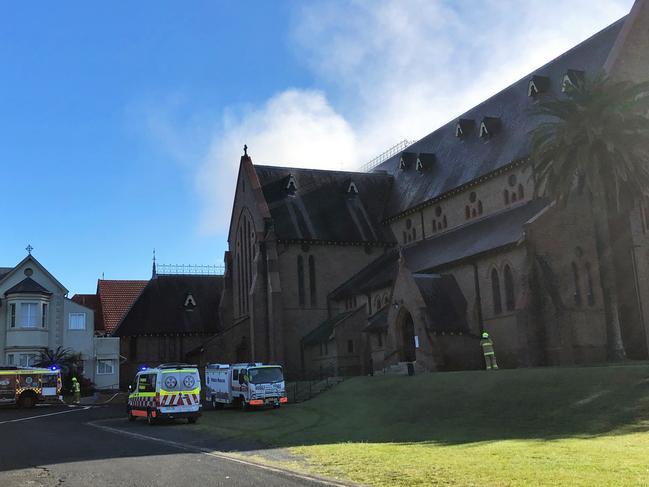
[25,244,34,255]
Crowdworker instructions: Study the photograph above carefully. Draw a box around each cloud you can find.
[194,0,632,235]
[197,89,358,234]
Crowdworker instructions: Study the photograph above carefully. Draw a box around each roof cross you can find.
[25,244,34,255]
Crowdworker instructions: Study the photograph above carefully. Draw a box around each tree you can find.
[529,74,649,360]
[35,347,82,375]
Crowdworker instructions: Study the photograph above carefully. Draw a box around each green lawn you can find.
[197,364,649,486]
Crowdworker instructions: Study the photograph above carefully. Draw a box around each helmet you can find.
[72,377,78,382]
[482,331,489,339]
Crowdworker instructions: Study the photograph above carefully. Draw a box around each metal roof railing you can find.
[359,139,417,173]
[156,264,224,276]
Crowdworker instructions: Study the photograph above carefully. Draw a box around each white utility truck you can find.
[205,363,287,409]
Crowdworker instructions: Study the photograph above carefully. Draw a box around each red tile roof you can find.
[71,294,99,311]
[97,280,149,334]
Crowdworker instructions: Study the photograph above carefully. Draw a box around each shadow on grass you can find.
[193,363,649,449]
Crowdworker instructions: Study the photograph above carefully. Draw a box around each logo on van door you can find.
[183,376,196,389]
[164,376,178,389]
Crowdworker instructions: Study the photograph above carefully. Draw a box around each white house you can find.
[0,253,120,389]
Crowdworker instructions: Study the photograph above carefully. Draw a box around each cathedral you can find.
[213,2,649,379]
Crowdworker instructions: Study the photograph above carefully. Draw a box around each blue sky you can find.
[0,1,633,294]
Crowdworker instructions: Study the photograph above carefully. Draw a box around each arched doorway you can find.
[398,310,416,362]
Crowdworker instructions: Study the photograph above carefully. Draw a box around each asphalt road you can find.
[0,403,338,487]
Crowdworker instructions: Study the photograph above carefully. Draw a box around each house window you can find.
[347,340,354,353]
[69,313,86,330]
[586,263,595,306]
[7,354,14,365]
[21,303,38,328]
[41,303,48,328]
[491,269,502,315]
[297,255,305,307]
[504,265,515,311]
[572,262,582,306]
[309,255,317,306]
[9,303,16,328]
[97,359,115,375]
[18,353,38,367]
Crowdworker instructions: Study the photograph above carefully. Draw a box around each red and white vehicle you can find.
[0,366,63,408]
[205,363,287,409]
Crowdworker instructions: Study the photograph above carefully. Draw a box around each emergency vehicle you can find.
[0,366,63,408]
[127,363,201,424]
[205,363,288,409]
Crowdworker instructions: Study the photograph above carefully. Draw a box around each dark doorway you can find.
[399,311,416,362]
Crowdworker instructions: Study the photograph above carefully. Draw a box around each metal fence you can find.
[359,139,417,173]
[156,264,225,276]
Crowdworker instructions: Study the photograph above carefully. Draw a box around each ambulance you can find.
[127,363,201,424]
[205,362,288,409]
[0,366,63,408]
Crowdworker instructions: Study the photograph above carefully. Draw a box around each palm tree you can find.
[35,347,82,375]
[529,74,649,361]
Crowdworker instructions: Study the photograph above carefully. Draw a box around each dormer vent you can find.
[415,153,435,172]
[286,174,297,193]
[561,69,585,93]
[455,118,475,138]
[528,75,550,97]
[479,117,501,138]
[347,181,359,194]
[398,152,418,170]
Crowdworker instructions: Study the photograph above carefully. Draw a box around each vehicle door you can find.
[0,373,16,405]
[40,374,59,397]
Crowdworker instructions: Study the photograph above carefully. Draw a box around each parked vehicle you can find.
[205,362,288,409]
[0,366,62,408]
[127,363,201,424]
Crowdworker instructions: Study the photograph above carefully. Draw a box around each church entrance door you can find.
[399,311,416,362]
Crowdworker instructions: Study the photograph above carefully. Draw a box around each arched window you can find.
[309,255,317,306]
[585,262,595,306]
[478,201,483,215]
[412,228,417,240]
[375,296,381,311]
[572,262,581,306]
[504,265,515,311]
[518,184,525,200]
[465,206,470,220]
[432,220,437,232]
[403,231,407,244]
[297,255,305,307]
[236,212,255,317]
[491,268,502,315]
[383,295,389,306]
[504,190,510,205]
[443,215,447,228]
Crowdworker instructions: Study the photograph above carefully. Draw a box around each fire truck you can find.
[205,363,288,409]
[0,366,63,408]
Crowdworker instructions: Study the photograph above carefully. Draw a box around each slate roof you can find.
[413,274,468,333]
[71,294,99,312]
[364,306,389,333]
[404,199,548,272]
[254,165,394,243]
[376,18,625,219]
[4,277,52,296]
[329,249,399,300]
[97,280,149,334]
[114,275,223,337]
[302,309,361,346]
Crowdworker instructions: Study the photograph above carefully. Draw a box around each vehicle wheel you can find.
[18,393,36,409]
[188,417,197,424]
[147,409,156,425]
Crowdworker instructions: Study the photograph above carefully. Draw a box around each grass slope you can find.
[198,364,649,486]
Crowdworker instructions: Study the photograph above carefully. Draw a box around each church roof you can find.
[113,275,223,337]
[302,308,361,346]
[254,165,394,244]
[329,249,399,300]
[376,17,625,219]
[364,306,389,333]
[413,274,468,333]
[4,277,52,296]
[404,198,548,272]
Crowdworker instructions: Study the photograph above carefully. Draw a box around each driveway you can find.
[0,403,347,487]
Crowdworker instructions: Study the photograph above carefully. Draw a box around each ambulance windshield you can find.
[248,367,283,384]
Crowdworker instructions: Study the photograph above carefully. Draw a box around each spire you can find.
[152,249,157,278]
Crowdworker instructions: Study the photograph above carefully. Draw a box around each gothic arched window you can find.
[297,255,305,307]
[491,268,502,315]
[572,262,581,306]
[504,265,515,311]
[504,190,509,205]
[309,255,317,306]
[585,262,595,306]
[235,212,255,317]
[518,184,525,200]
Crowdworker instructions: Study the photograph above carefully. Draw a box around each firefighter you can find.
[71,377,81,404]
[481,331,498,370]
